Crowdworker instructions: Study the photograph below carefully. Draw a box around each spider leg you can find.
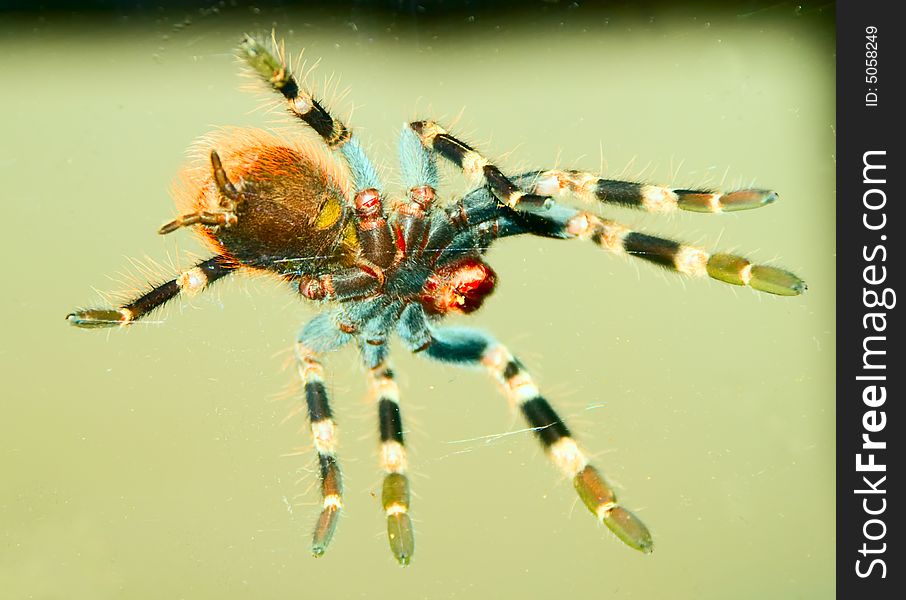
[366,361,415,565]
[340,302,413,564]
[159,150,244,235]
[399,123,439,192]
[387,128,504,264]
[294,340,344,556]
[566,211,805,295]
[390,126,440,258]
[297,260,386,302]
[565,207,804,295]
[240,35,392,267]
[351,189,396,270]
[67,256,236,328]
[396,307,653,553]
[453,182,806,296]
[292,310,360,557]
[239,35,380,192]
[424,188,514,266]
[528,169,778,214]
[408,120,552,212]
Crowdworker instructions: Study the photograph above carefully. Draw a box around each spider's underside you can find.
[67,35,805,565]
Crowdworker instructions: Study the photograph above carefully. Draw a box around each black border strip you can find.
[837,2,901,596]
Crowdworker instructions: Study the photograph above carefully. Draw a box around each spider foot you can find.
[382,473,414,566]
[238,34,293,92]
[311,502,341,557]
[158,150,246,235]
[311,455,343,557]
[66,308,131,329]
[574,465,653,553]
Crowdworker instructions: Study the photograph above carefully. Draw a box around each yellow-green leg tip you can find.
[719,189,778,211]
[750,265,807,296]
[602,506,654,554]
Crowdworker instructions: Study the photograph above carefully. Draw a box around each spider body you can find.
[67,35,806,565]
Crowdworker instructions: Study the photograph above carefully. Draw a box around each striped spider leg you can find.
[67,255,236,327]
[392,125,441,259]
[460,173,806,296]
[409,121,804,296]
[158,150,248,235]
[352,300,417,565]
[529,168,778,214]
[384,164,807,552]
[396,304,653,552]
[298,300,416,564]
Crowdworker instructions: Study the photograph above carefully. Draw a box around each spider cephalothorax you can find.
[67,35,805,565]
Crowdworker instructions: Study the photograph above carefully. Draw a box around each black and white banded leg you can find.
[412,324,653,553]
[295,341,344,556]
[367,363,415,565]
[455,183,806,296]
[67,256,236,328]
[529,169,778,214]
[409,120,552,212]
[239,34,381,191]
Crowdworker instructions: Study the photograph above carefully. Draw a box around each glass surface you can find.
[1,3,834,598]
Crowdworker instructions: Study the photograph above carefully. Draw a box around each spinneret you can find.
[67,34,806,565]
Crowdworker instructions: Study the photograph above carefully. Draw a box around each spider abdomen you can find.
[174,129,354,275]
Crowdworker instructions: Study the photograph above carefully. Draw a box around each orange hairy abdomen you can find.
[172,129,353,274]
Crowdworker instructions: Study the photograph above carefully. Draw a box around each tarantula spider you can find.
[67,35,805,565]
